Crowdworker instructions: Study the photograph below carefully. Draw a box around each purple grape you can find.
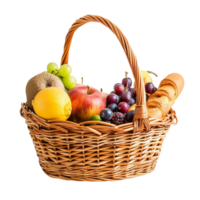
[117,102,130,113]
[114,84,124,95]
[145,82,154,94]
[111,82,122,90]
[118,95,122,102]
[100,108,113,121]
[128,98,136,106]
[128,87,135,92]
[121,91,132,103]
[132,94,136,99]
[125,110,135,122]
[133,88,137,97]
[107,103,118,112]
[106,93,119,104]
[153,87,157,93]
[111,91,115,94]
[122,77,132,88]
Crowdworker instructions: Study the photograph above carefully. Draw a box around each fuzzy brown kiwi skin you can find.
[26,72,65,110]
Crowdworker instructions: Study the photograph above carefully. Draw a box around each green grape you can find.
[47,62,59,75]
[59,64,72,77]
[56,74,63,81]
[62,76,77,90]
[52,70,63,82]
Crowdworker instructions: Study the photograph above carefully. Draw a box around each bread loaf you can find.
[147,73,184,119]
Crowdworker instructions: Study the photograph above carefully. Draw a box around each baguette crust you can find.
[147,73,184,119]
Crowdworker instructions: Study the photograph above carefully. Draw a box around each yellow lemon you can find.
[32,87,72,121]
[141,70,155,84]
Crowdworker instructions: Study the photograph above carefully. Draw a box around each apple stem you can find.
[87,85,90,94]
[79,76,85,84]
[147,71,158,77]
[100,88,103,92]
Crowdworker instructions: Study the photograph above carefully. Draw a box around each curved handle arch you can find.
[61,15,149,131]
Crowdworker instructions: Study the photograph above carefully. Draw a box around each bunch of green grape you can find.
[46,62,77,92]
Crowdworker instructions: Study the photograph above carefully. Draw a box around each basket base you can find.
[39,159,157,182]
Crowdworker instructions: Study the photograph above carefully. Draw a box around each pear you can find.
[141,70,155,85]
[26,72,65,110]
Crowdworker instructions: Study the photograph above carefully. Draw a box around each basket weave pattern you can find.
[20,15,177,181]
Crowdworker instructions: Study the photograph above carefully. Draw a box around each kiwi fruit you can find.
[26,72,65,110]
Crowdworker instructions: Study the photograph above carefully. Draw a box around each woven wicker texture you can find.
[20,15,178,181]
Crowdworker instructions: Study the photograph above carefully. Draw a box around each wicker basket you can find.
[20,15,178,181]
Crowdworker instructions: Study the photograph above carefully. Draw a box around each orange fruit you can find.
[128,104,136,112]
[32,87,72,121]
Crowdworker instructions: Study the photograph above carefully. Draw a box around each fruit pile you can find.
[26,62,158,125]
[99,72,157,125]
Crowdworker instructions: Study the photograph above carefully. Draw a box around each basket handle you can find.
[61,15,150,132]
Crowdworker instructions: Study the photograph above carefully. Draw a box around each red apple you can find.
[68,85,106,122]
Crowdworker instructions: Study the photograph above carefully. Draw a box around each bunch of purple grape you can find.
[100,74,158,125]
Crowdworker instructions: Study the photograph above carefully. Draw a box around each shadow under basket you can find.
[20,15,178,181]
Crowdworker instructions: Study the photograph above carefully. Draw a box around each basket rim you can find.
[20,102,177,136]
